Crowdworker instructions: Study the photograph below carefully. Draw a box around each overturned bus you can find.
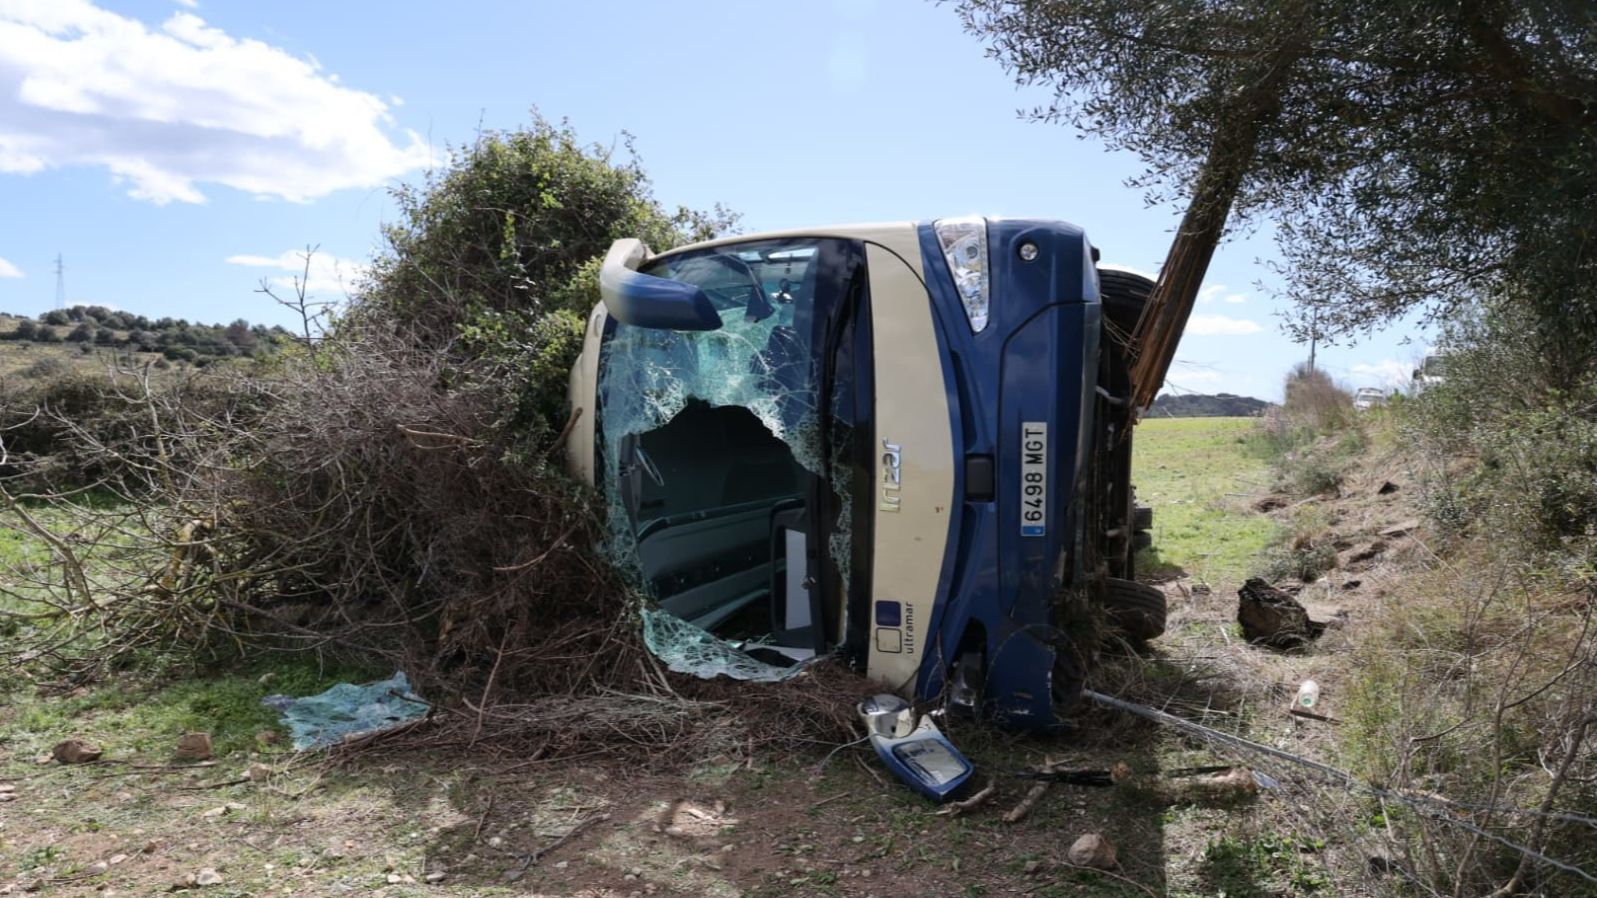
[566,217,1163,728]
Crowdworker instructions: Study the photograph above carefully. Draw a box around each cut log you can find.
[1237,578,1325,649]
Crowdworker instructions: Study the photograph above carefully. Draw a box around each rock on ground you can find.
[1067,833,1117,869]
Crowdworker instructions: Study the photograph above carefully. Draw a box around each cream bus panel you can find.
[565,303,608,485]
[864,242,953,694]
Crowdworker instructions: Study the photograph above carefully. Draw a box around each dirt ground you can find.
[1,417,1426,897]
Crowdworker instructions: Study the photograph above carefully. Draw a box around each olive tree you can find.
[954,0,1597,378]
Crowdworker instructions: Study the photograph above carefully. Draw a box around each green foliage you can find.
[1406,303,1597,559]
[955,1,1597,356]
[1196,833,1329,897]
[459,306,587,462]
[361,114,736,347]
[1,304,285,362]
[1148,392,1269,418]
[0,655,374,761]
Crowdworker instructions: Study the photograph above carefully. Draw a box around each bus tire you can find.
[1103,577,1167,642]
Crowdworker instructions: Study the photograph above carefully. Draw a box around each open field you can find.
[0,416,1374,898]
[1133,417,1277,584]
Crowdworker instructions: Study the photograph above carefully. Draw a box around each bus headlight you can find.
[934,217,991,333]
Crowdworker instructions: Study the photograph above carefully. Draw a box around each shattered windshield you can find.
[596,238,865,666]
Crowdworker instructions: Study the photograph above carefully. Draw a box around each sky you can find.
[0,0,1433,400]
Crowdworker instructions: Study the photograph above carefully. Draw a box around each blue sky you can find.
[0,0,1431,399]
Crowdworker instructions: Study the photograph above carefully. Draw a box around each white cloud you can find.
[1186,314,1263,336]
[1198,284,1226,304]
[0,256,21,277]
[173,0,197,7]
[227,249,368,298]
[1351,359,1414,388]
[0,2,432,204]
[1223,292,1247,304]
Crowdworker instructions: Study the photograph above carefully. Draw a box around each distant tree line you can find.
[1148,392,1269,418]
[0,305,289,363]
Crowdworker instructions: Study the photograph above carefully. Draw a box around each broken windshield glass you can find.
[595,237,863,673]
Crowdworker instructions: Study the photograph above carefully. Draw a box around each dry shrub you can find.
[217,331,635,698]
[1283,363,1354,434]
[1342,551,1597,895]
[0,331,869,762]
[343,659,867,768]
[0,329,634,700]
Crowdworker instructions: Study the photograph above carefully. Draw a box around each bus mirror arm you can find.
[598,238,724,331]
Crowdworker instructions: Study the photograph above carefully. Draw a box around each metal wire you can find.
[1084,689,1597,886]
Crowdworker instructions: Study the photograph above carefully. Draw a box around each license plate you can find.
[1020,422,1047,537]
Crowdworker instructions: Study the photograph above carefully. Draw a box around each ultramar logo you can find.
[879,440,902,512]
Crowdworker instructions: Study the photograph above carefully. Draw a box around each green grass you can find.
[0,655,378,771]
[1133,417,1278,584]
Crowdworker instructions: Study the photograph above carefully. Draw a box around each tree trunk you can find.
[1128,53,1301,411]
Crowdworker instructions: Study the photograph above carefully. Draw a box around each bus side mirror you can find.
[598,239,723,331]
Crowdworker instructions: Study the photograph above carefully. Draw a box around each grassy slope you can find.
[1133,417,1277,585]
[0,415,1316,898]
[0,315,165,378]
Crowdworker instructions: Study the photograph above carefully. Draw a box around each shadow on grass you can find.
[1135,545,1188,582]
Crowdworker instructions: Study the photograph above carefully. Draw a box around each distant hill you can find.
[0,305,288,371]
[1148,392,1270,418]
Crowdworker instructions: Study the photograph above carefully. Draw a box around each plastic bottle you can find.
[1294,679,1321,712]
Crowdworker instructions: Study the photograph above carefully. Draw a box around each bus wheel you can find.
[1103,577,1167,642]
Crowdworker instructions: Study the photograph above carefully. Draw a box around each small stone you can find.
[224,802,246,812]
[623,874,637,882]
[1024,859,1042,874]
[51,738,103,764]
[0,782,15,793]
[195,867,223,886]
[323,839,346,859]
[86,861,109,875]
[486,836,503,848]
[0,793,14,803]
[553,861,568,870]
[386,874,403,884]
[201,806,227,818]
[851,835,864,843]
[1066,833,1117,870]
[423,872,446,884]
[174,733,213,761]
[108,854,129,866]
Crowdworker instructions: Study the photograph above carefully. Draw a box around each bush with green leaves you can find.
[1406,303,1597,559]
[357,115,736,448]
[2,117,738,699]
